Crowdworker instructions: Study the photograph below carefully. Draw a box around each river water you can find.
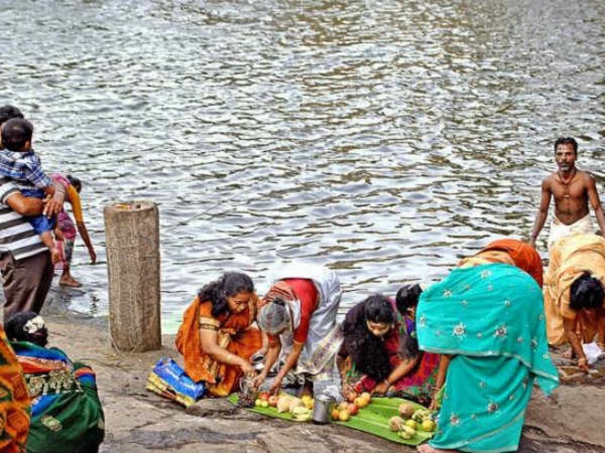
[1,0,604,331]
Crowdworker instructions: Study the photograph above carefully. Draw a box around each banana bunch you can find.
[398,425,417,440]
[291,406,312,421]
[412,409,432,423]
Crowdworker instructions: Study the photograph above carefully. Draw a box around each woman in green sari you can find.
[6,312,104,453]
[416,260,559,453]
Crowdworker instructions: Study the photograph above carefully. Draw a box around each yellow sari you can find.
[544,234,605,345]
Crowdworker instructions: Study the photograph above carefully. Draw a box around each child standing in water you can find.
[0,118,63,263]
[52,174,96,287]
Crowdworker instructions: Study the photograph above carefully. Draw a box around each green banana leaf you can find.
[333,397,434,446]
[228,395,434,446]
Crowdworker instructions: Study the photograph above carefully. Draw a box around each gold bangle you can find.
[578,357,587,364]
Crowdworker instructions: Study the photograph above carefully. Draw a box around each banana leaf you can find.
[332,397,434,446]
[228,395,434,446]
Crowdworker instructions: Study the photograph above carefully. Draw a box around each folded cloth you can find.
[582,342,605,365]
[147,373,197,407]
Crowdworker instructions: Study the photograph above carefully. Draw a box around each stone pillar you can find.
[104,201,161,352]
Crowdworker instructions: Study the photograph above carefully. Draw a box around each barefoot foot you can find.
[60,275,82,288]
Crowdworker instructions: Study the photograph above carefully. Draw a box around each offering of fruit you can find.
[421,419,436,432]
[260,400,269,408]
[277,395,294,413]
[388,416,405,432]
[360,392,371,405]
[398,403,415,418]
[354,396,368,408]
[291,406,312,421]
[258,391,271,401]
[331,408,340,421]
[347,403,359,416]
[412,409,431,423]
[397,425,416,439]
[338,401,349,411]
[405,419,417,430]
[338,409,351,422]
[255,398,263,407]
[346,391,358,402]
[301,395,314,410]
[288,398,304,413]
[268,395,279,408]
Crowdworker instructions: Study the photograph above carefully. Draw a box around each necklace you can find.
[558,168,576,198]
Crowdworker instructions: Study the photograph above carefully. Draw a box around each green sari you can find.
[417,263,558,453]
[11,341,104,453]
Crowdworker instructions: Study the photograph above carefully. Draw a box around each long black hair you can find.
[343,294,394,382]
[570,272,604,311]
[198,272,254,317]
[395,283,423,316]
[395,284,423,359]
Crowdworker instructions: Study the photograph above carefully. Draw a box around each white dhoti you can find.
[548,214,594,252]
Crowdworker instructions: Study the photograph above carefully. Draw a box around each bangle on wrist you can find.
[383,379,390,387]
[578,357,587,364]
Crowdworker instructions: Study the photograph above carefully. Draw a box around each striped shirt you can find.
[0,177,46,260]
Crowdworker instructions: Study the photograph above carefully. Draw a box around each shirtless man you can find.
[529,137,605,250]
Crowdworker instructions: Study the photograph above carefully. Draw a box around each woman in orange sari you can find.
[176,272,263,397]
[458,238,543,287]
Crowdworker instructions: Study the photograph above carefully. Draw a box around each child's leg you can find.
[59,238,81,287]
[56,213,81,287]
[26,214,60,264]
[39,231,60,264]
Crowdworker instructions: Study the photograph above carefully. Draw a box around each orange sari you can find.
[176,296,262,397]
[0,326,30,453]
[459,239,543,287]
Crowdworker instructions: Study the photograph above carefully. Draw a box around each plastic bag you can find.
[146,357,205,407]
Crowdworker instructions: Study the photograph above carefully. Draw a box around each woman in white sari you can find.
[252,263,343,396]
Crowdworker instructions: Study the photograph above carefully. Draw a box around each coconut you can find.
[388,416,405,432]
[277,395,292,413]
[398,403,415,418]
[287,398,304,413]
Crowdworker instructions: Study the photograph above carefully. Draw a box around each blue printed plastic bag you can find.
[152,357,205,401]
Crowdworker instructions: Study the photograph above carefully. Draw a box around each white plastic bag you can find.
[582,342,605,365]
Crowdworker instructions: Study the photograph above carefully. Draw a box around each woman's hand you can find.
[88,248,97,264]
[428,385,441,410]
[342,382,357,402]
[372,381,390,396]
[239,360,254,375]
[578,357,589,374]
[269,375,283,395]
[252,372,267,391]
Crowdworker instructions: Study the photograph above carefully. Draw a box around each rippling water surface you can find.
[1,0,604,331]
